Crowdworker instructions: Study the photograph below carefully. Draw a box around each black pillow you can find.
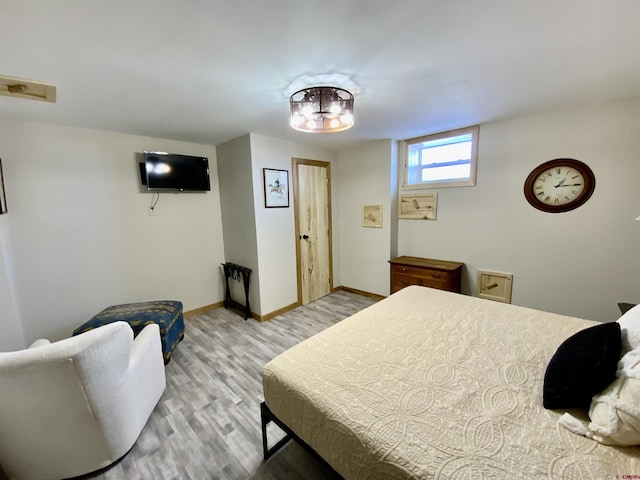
[543,322,621,409]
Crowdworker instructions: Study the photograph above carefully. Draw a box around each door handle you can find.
[300,235,309,240]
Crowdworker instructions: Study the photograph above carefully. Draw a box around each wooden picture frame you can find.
[0,158,7,214]
[477,269,513,304]
[398,193,437,219]
[263,168,289,208]
[362,204,382,228]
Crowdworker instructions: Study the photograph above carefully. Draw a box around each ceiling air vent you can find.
[0,74,56,103]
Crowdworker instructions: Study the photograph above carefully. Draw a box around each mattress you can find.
[263,286,640,479]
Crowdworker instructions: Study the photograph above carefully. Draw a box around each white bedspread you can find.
[263,286,640,479]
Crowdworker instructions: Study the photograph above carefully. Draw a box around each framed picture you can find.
[0,158,7,214]
[398,193,437,220]
[477,269,513,304]
[263,168,289,208]
[362,204,382,228]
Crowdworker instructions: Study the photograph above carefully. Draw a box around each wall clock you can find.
[523,158,595,213]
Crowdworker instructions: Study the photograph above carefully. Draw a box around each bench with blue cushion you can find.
[73,300,184,364]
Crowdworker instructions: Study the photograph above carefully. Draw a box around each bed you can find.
[261,286,640,479]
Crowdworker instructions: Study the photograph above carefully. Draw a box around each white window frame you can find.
[402,125,479,190]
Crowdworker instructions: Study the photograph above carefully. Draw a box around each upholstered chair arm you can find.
[28,338,51,348]
[130,323,165,372]
[127,323,167,414]
[99,323,166,457]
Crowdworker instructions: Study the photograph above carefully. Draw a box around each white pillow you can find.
[617,304,640,354]
[559,347,640,446]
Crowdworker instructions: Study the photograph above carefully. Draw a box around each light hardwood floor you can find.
[80,290,377,480]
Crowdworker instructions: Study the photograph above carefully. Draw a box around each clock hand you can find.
[554,178,567,188]
[556,183,582,187]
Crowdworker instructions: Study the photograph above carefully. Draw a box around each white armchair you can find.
[0,321,166,480]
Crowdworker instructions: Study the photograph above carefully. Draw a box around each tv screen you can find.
[143,151,210,191]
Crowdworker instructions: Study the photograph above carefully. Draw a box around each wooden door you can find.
[293,158,333,305]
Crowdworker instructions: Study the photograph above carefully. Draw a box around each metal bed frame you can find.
[260,401,344,479]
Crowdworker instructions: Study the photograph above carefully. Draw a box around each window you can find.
[403,125,479,189]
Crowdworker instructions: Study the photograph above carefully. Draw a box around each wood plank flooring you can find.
[81,290,377,480]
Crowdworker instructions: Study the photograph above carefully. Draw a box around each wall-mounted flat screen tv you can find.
[143,151,210,191]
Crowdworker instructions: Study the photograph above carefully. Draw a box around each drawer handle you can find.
[432,273,441,279]
[401,267,407,272]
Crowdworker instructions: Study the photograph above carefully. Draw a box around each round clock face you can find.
[524,159,595,213]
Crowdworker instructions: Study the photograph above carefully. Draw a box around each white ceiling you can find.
[1,0,639,150]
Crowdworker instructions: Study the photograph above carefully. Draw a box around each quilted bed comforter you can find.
[263,286,640,479]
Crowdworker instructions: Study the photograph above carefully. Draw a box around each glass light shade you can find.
[289,86,354,133]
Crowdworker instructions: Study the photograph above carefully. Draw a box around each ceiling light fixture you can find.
[289,86,354,133]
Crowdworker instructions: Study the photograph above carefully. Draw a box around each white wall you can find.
[0,217,23,349]
[215,133,338,317]
[337,140,395,296]
[398,98,640,321]
[216,134,261,312]
[249,134,338,315]
[0,120,226,346]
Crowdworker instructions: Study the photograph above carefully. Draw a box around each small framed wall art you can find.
[477,269,513,303]
[0,158,7,214]
[263,168,289,208]
[362,204,382,228]
[398,193,437,220]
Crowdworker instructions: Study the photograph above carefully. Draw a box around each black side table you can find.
[222,262,252,320]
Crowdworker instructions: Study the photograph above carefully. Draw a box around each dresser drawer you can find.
[392,272,446,291]
[392,264,444,280]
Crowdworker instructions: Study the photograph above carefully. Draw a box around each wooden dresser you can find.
[389,256,464,294]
